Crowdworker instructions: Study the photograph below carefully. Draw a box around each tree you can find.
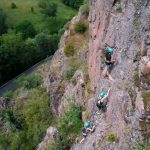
[11,2,17,9]
[45,17,66,34]
[16,20,36,39]
[62,0,83,9]
[0,9,8,35]
[0,33,24,84]
[39,1,57,17]
[35,33,59,56]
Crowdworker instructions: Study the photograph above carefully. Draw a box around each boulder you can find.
[0,97,12,112]
[37,127,58,150]
[140,56,150,75]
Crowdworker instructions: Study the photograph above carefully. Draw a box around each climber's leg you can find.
[102,65,108,77]
[108,74,115,82]
[80,137,86,143]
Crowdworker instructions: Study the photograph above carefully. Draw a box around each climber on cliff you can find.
[102,47,116,82]
[80,121,95,143]
[96,88,111,112]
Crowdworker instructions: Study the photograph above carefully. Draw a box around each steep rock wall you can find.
[72,0,150,149]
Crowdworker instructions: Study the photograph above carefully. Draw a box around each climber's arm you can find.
[100,88,111,103]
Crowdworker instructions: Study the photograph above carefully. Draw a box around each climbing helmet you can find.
[107,48,113,53]
[99,92,105,97]
[84,122,90,128]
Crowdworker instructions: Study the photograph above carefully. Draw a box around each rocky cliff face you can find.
[36,0,150,149]
[72,0,150,149]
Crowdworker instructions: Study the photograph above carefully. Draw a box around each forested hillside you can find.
[0,0,77,86]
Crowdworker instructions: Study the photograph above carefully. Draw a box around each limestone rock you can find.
[37,127,58,150]
[140,56,150,75]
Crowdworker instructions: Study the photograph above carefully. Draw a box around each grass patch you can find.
[64,42,75,57]
[134,67,140,87]
[64,61,80,81]
[142,92,150,101]
[80,0,89,16]
[71,77,77,86]
[14,74,42,89]
[131,106,136,113]
[80,63,89,84]
[3,90,14,99]
[74,21,87,33]
[137,141,150,150]
[107,133,118,142]
[86,82,92,93]
[116,5,122,13]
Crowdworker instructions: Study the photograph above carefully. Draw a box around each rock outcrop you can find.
[38,127,58,150]
[36,0,150,149]
[140,56,150,75]
[0,97,13,112]
[72,0,150,149]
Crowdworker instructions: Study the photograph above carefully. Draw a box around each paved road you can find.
[0,57,51,96]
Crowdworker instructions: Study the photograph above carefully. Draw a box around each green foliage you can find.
[81,0,89,16]
[134,67,140,87]
[23,38,41,65]
[86,82,92,93]
[0,109,24,131]
[52,104,82,150]
[0,133,8,150]
[137,141,150,150]
[15,74,42,89]
[0,33,42,85]
[0,88,52,150]
[62,0,84,9]
[11,2,17,9]
[116,5,122,13]
[31,7,34,13]
[0,8,7,35]
[0,32,24,84]
[142,92,150,101]
[45,17,66,34]
[74,21,87,33]
[3,90,14,98]
[64,61,80,81]
[107,133,118,142]
[39,1,57,17]
[81,64,89,84]
[16,20,36,39]
[64,43,75,57]
[71,77,77,86]
[59,104,82,134]
[64,68,76,81]
[35,33,59,56]
[131,106,136,113]
[58,27,65,36]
